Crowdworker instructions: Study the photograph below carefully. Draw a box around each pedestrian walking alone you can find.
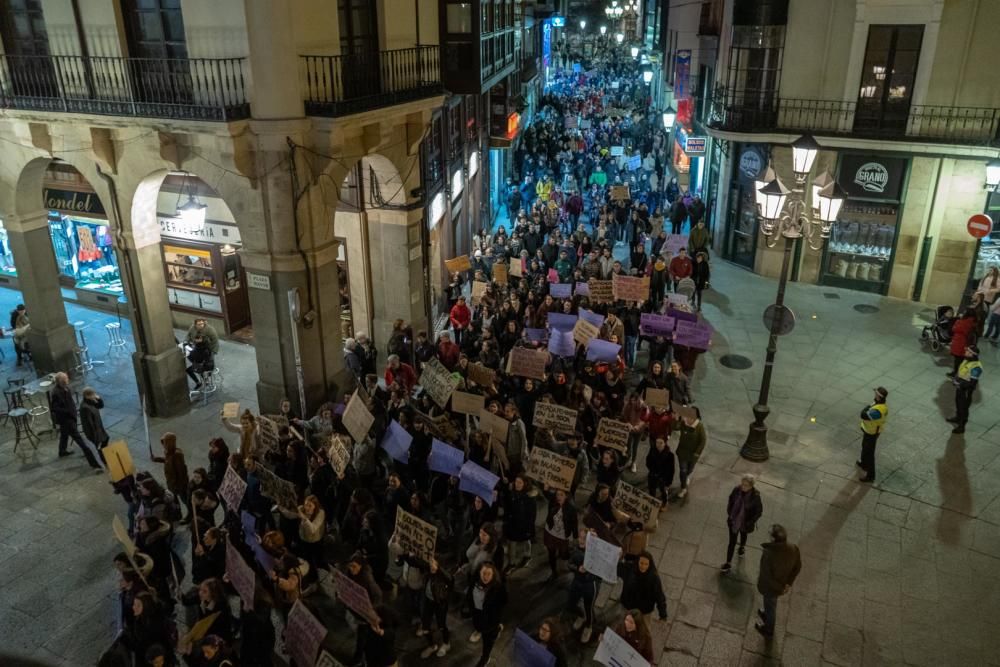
[948,345,982,434]
[755,524,801,638]
[79,387,109,466]
[721,474,763,572]
[51,371,101,468]
[856,387,888,483]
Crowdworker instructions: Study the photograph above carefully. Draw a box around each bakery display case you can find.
[821,202,898,294]
[162,240,250,333]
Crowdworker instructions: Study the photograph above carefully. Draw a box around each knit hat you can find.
[874,387,888,400]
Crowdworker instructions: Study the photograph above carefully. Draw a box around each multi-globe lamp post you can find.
[740,134,847,462]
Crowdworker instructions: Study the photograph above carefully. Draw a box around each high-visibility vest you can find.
[958,359,983,381]
[860,402,888,435]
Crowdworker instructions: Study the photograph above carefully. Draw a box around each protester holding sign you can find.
[617,551,668,620]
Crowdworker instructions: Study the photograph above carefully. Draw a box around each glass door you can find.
[338,0,379,99]
[0,0,57,100]
[854,25,924,135]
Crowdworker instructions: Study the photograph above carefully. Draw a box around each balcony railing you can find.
[707,87,1000,146]
[301,46,442,117]
[0,54,250,121]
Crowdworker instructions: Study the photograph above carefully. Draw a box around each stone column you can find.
[367,207,429,345]
[241,242,346,415]
[243,0,303,119]
[116,231,190,417]
[3,210,77,372]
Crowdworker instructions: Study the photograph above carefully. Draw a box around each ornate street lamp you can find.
[615,32,625,44]
[631,46,640,58]
[600,25,607,35]
[741,135,846,462]
[661,105,676,129]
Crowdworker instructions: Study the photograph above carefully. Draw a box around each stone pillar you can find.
[367,207,429,345]
[241,243,346,415]
[3,210,77,372]
[116,234,190,417]
[243,0,304,119]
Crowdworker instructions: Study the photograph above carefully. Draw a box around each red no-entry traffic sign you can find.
[968,214,993,239]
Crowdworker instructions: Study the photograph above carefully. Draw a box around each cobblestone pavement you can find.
[2,261,1000,666]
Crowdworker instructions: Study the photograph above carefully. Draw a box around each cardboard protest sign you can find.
[509,347,548,380]
[316,650,348,667]
[514,628,557,667]
[588,279,614,304]
[667,293,689,307]
[421,357,460,407]
[342,391,374,443]
[466,362,496,388]
[444,255,472,273]
[394,506,437,562]
[673,319,712,350]
[645,387,669,410]
[218,465,248,510]
[104,440,135,483]
[584,531,622,583]
[478,408,509,445]
[575,281,590,296]
[594,626,651,667]
[548,328,576,357]
[550,283,572,298]
[493,262,508,285]
[640,313,675,337]
[510,260,523,278]
[459,460,500,505]
[222,402,240,419]
[286,600,328,667]
[672,401,697,421]
[595,418,630,453]
[471,280,488,303]
[182,612,221,646]
[451,390,484,416]
[256,467,298,509]
[612,480,662,527]
[328,435,351,476]
[532,402,578,432]
[429,438,464,477]
[525,447,577,492]
[332,568,379,624]
[547,312,578,331]
[612,274,650,301]
[572,318,600,347]
[586,338,621,363]
[427,413,460,443]
[112,514,137,558]
[257,416,280,452]
[381,420,412,463]
[263,414,290,431]
[610,184,630,200]
[226,538,256,610]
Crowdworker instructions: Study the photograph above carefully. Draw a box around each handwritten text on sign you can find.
[525,447,577,492]
[394,506,438,563]
[595,418,631,453]
[612,480,662,527]
[532,402,578,433]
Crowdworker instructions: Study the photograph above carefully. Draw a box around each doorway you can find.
[0,0,57,100]
[121,0,193,107]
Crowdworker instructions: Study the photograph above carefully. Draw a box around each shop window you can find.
[48,213,123,294]
[445,2,472,33]
[164,244,215,291]
[855,25,924,133]
[423,114,444,189]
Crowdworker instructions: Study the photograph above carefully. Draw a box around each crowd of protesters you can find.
[96,45,801,667]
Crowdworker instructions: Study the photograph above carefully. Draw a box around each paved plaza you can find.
[1,261,999,666]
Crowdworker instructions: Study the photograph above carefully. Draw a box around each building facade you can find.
[663,0,1000,306]
[0,0,463,417]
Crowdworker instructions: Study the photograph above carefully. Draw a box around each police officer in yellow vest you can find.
[857,387,889,483]
[948,345,983,435]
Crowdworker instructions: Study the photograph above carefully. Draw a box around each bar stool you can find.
[106,322,128,355]
[9,407,39,452]
[7,378,26,388]
[72,321,103,374]
[4,387,25,411]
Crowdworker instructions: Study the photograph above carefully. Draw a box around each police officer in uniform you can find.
[948,345,982,435]
[857,387,888,483]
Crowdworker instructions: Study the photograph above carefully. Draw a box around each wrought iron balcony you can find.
[301,46,442,117]
[706,87,1000,146]
[0,54,250,121]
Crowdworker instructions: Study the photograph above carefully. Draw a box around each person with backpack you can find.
[153,432,190,523]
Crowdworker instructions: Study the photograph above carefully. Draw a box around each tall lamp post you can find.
[741,134,847,462]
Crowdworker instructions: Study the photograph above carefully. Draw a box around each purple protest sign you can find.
[575,281,590,296]
[547,328,577,357]
[669,306,698,323]
[550,283,572,298]
[429,438,464,477]
[514,628,557,667]
[665,234,688,255]
[381,420,412,463]
[673,320,712,350]
[525,327,547,342]
[640,313,675,337]
[586,338,622,362]
[547,312,578,331]
[459,461,500,505]
[579,308,605,328]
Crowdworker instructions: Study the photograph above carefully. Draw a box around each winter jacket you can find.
[504,490,537,542]
[467,576,508,631]
[544,493,579,540]
[668,256,693,280]
[727,487,763,533]
[50,385,77,426]
[692,259,711,290]
[950,316,977,356]
[618,557,668,618]
[757,541,802,596]
[161,450,189,497]
[450,303,472,330]
[675,420,706,464]
[646,446,675,485]
[80,397,108,445]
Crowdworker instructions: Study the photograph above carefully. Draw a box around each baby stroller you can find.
[920,305,955,352]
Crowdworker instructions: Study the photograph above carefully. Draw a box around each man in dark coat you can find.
[721,473,764,572]
[756,524,801,637]
[51,372,101,468]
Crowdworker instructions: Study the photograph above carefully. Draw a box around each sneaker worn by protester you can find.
[435,644,451,657]
[420,645,438,659]
[677,488,688,499]
[755,622,774,637]
[630,462,637,473]
[580,626,593,643]
[469,631,481,643]
[720,562,732,572]
[415,627,428,637]
[573,616,586,631]
[738,546,745,556]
